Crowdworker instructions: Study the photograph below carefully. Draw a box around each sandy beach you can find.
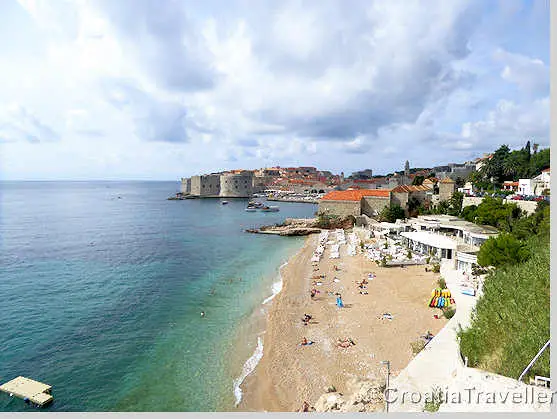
[238,232,449,412]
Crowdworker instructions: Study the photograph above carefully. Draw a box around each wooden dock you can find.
[0,376,53,407]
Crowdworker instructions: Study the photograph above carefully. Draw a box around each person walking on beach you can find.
[336,293,344,308]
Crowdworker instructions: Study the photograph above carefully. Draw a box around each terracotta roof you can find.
[439,178,455,183]
[321,189,391,201]
[392,185,430,193]
[422,179,434,184]
[542,168,550,172]
[503,181,519,186]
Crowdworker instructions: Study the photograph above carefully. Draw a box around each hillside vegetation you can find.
[458,201,550,379]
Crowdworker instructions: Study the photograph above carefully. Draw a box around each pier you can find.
[0,376,53,407]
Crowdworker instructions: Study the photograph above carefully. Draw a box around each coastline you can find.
[237,232,449,412]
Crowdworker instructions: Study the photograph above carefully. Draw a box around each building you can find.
[502,181,519,192]
[438,177,456,201]
[190,174,221,197]
[518,168,550,196]
[318,189,391,218]
[391,185,430,215]
[400,214,499,272]
[180,177,191,194]
[220,171,254,197]
[351,169,374,179]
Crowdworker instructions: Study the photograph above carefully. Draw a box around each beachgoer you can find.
[200,311,205,317]
[336,294,344,308]
[300,401,310,412]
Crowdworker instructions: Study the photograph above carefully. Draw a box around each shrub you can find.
[423,386,444,412]
[458,234,549,379]
[431,263,440,273]
[425,256,431,264]
[442,306,456,319]
[381,256,387,267]
[477,233,530,268]
[410,339,426,355]
[437,277,447,288]
[407,250,412,259]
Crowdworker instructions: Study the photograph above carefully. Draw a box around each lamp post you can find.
[380,360,390,413]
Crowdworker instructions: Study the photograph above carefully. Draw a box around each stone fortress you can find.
[181,170,255,198]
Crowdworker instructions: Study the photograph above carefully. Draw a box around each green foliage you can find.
[410,339,426,355]
[437,277,447,288]
[431,263,440,273]
[454,177,465,188]
[407,250,412,259]
[434,200,450,215]
[477,234,530,268]
[460,204,478,222]
[424,387,444,412]
[474,197,522,233]
[379,204,406,223]
[381,256,387,267]
[458,234,550,379]
[448,191,464,216]
[412,175,425,186]
[442,306,456,320]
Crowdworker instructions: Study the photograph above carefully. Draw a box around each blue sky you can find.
[0,0,549,180]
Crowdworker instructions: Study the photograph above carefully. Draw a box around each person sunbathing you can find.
[336,338,355,348]
[302,314,312,325]
[310,288,320,298]
[300,337,314,346]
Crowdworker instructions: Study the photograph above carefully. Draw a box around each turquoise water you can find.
[0,181,316,411]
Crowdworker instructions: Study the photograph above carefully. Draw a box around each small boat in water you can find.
[221,201,229,205]
[261,205,279,212]
[245,208,257,212]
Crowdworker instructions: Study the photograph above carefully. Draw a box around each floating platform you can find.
[0,376,53,407]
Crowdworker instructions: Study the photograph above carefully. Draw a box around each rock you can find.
[313,393,346,412]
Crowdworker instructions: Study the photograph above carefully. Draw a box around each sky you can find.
[0,0,550,180]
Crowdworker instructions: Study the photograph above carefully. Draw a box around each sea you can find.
[0,181,317,411]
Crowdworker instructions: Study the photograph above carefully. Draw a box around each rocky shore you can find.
[245,218,321,236]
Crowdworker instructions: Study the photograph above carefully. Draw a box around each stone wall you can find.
[220,173,254,197]
[439,182,455,202]
[462,196,539,215]
[180,177,191,194]
[318,200,361,217]
[361,196,390,217]
[190,174,221,196]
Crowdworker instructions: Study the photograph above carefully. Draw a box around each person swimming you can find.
[201,311,205,317]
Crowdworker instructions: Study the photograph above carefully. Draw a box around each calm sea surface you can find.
[0,181,316,411]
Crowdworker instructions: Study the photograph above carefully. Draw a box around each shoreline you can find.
[228,238,312,410]
[237,232,449,412]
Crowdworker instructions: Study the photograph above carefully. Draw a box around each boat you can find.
[248,200,265,208]
[261,205,279,212]
[245,208,257,212]
[221,201,229,205]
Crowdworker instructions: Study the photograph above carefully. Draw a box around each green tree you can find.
[454,177,465,188]
[412,175,425,186]
[434,200,450,215]
[448,191,464,216]
[477,234,530,268]
[460,204,478,222]
[474,197,522,233]
[407,196,422,216]
[379,204,406,223]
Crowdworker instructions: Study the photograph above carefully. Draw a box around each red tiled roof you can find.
[440,178,455,183]
[392,185,430,193]
[503,181,519,186]
[353,179,376,183]
[321,189,391,201]
[542,168,550,172]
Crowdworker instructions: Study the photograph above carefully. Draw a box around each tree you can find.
[474,197,522,233]
[434,200,450,215]
[477,234,530,268]
[461,204,478,222]
[455,177,465,188]
[379,204,406,223]
[448,191,464,216]
[412,175,425,186]
[407,196,422,216]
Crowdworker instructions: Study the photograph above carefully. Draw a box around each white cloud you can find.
[0,0,550,179]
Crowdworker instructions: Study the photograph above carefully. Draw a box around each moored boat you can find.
[261,205,279,212]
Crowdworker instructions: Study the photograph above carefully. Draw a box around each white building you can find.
[399,215,499,273]
[519,168,550,196]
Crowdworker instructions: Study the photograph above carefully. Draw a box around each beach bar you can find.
[0,376,53,407]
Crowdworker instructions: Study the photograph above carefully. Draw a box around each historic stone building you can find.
[219,171,254,197]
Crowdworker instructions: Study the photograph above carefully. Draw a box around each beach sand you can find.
[238,233,449,412]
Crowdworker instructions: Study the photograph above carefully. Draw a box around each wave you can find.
[233,336,264,407]
[261,260,288,305]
